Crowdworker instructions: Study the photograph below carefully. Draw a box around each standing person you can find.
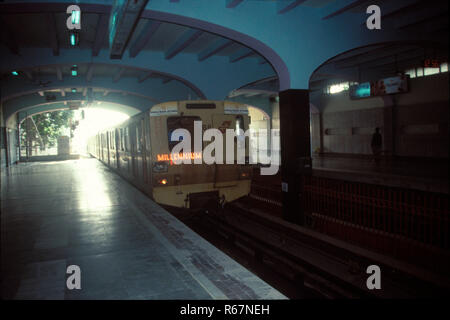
[371,127,382,166]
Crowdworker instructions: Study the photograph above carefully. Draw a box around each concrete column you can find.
[279,89,312,225]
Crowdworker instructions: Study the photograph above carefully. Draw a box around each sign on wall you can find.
[349,75,409,100]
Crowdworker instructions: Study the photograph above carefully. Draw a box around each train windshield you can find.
[167,116,200,152]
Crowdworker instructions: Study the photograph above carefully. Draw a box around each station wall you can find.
[311,72,449,159]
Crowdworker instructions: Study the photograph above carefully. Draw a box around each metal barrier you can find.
[301,176,450,271]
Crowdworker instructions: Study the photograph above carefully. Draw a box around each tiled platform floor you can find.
[1,159,286,300]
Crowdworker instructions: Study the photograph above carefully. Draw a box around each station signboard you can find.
[349,74,408,99]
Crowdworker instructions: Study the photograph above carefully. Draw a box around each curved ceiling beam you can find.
[139,8,289,91]
[17,102,139,124]
[3,91,149,125]
[308,40,448,86]
[1,1,445,92]
[1,73,199,103]
[138,0,446,89]
[1,47,273,101]
[0,2,278,98]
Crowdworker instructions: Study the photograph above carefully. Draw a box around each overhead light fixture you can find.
[71,65,78,76]
[12,71,19,76]
[70,32,79,46]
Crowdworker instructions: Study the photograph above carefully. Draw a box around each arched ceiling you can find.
[1,0,448,126]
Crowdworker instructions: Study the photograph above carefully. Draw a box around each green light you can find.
[70,33,76,46]
[71,65,78,76]
[12,71,19,76]
[71,10,80,25]
[71,88,77,93]
[71,70,77,76]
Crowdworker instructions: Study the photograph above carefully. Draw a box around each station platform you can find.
[312,155,449,194]
[1,159,286,300]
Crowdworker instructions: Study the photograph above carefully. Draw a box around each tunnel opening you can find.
[18,106,131,161]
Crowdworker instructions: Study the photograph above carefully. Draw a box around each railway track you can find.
[168,195,450,298]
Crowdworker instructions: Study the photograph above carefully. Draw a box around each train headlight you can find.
[158,178,168,185]
[239,164,252,180]
[153,161,169,173]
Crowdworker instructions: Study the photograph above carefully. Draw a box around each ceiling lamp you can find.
[71,65,78,76]
[69,32,79,46]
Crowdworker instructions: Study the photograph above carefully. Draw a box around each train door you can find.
[100,133,104,162]
[115,128,120,169]
[118,127,131,178]
[106,131,111,167]
[103,133,107,163]
[129,122,137,178]
[130,121,144,185]
[110,131,114,167]
[144,115,152,194]
[124,126,132,177]
[109,131,116,168]
[117,129,122,171]
[135,119,145,185]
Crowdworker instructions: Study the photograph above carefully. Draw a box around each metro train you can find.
[88,100,253,209]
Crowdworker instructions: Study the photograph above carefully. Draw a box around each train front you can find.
[150,101,253,210]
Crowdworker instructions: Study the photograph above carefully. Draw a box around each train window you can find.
[124,127,130,152]
[110,132,114,150]
[167,116,200,151]
[136,124,142,153]
[236,115,245,135]
[145,119,151,151]
[120,128,125,151]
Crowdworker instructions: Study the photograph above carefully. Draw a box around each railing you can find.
[301,176,450,272]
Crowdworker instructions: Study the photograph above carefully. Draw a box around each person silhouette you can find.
[371,127,382,166]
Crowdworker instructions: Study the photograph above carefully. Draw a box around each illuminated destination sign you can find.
[157,152,202,164]
[349,75,408,99]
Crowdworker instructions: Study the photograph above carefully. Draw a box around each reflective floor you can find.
[1,159,285,300]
